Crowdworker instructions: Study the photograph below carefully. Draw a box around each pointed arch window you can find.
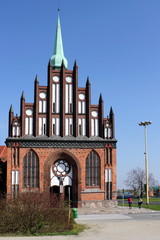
[39,117,46,135]
[23,151,39,188]
[104,122,112,139]
[86,151,100,187]
[65,80,73,114]
[78,118,86,136]
[12,121,20,137]
[52,83,60,113]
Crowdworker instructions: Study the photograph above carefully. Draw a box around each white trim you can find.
[82,118,86,136]
[29,118,33,135]
[12,170,19,185]
[43,100,46,113]
[52,84,55,103]
[82,101,85,114]
[91,119,94,136]
[78,101,81,114]
[56,118,60,135]
[105,169,112,183]
[39,118,42,135]
[65,118,69,135]
[39,100,42,112]
[25,117,29,135]
[69,84,72,104]
[95,119,98,136]
[57,84,60,113]
[65,84,68,113]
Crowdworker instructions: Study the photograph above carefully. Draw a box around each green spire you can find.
[51,15,68,69]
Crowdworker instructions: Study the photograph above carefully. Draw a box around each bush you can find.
[0,193,74,235]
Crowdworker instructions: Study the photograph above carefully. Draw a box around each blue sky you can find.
[0,0,160,188]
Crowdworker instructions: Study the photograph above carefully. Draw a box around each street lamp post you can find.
[139,121,152,205]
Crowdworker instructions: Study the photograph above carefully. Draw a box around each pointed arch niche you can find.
[23,150,39,189]
[44,150,80,207]
[86,151,100,187]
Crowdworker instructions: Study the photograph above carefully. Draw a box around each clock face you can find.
[26,109,33,116]
[91,111,98,117]
[66,76,72,83]
[39,92,46,99]
[79,93,85,100]
[53,76,60,82]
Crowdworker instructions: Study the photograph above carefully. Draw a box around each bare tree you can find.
[124,167,158,195]
[149,173,159,187]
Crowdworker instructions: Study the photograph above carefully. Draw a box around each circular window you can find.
[79,93,85,100]
[66,76,72,83]
[53,160,70,176]
[91,111,98,117]
[53,76,60,82]
[26,109,33,116]
[39,92,46,99]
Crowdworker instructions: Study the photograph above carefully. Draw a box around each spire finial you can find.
[86,76,90,85]
[110,106,114,115]
[74,60,78,68]
[21,91,25,100]
[9,104,14,113]
[35,74,39,83]
[99,93,103,102]
[50,13,68,69]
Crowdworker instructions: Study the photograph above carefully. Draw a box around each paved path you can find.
[77,205,155,215]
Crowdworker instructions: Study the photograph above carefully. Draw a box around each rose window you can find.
[53,160,70,176]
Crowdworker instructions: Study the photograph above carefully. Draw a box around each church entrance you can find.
[50,185,73,203]
[50,159,77,207]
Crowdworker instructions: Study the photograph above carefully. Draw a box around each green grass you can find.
[119,203,160,211]
[147,198,160,202]
[34,223,86,236]
[140,204,160,211]
[126,197,160,203]
[0,223,86,237]
[118,198,160,211]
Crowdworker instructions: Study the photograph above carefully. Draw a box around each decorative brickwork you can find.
[4,15,117,207]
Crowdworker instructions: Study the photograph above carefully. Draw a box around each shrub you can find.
[0,193,74,235]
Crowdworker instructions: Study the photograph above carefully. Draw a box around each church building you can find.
[4,15,117,207]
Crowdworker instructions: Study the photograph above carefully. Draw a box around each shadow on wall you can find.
[0,161,6,197]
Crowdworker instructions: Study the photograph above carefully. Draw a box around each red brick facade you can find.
[5,145,117,207]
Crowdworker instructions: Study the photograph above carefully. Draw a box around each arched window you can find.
[86,151,100,187]
[23,150,39,188]
[12,121,20,137]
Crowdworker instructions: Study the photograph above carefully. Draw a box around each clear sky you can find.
[0,0,160,189]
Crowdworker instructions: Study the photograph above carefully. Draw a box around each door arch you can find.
[44,150,80,207]
[50,159,72,202]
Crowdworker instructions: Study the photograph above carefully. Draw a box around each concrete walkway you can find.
[77,205,155,215]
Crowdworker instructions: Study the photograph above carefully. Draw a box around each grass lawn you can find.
[118,197,160,211]
[0,223,86,237]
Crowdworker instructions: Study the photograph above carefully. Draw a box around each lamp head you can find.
[139,121,152,126]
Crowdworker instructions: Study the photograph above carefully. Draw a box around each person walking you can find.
[128,196,132,209]
[138,197,143,209]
